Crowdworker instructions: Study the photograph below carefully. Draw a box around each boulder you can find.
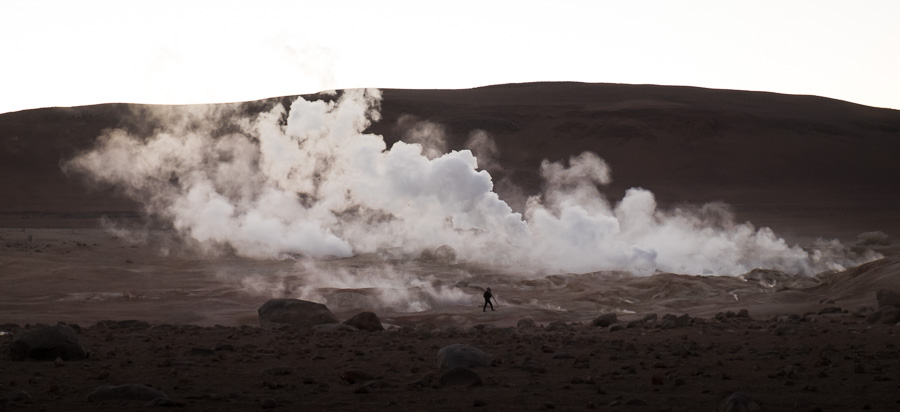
[343,312,384,332]
[436,344,493,370]
[9,325,88,361]
[818,306,842,315]
[516,318,536,329]
[592,313,617,327]
[433,245,457,263]
[773,324,798,336]
[87,384,167,402]
[257,298,339,329]
[545,321,568,331]
[421,245,457,263]
[439,367,482,387]
[659,313,690,329]
[608,323,625,332]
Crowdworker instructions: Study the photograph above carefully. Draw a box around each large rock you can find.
[592,313,617,327]
[88,384,167,402]
[436,344,493,370]
[343,311,384,332]
[433,245,457,263]
[876,289,900,310]
[9,325,88,361]
[257,298,339,329]
[439,367,483,387]
[420,245,457,263]
[516,318,536,329]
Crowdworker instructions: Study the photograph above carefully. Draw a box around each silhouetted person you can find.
[483,287,497,312]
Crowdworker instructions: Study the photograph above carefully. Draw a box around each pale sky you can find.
[2,0,898,114]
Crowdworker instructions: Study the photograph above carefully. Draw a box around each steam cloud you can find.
[65,89,877,277]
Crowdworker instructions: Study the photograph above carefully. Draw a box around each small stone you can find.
[773,325,798,336]
[214,343,234,352]
[520,360,546,373]
[188,348,215,356]
[261,398,277,409]
[264,367,292,376]
[87,384,167,402]
[473,399,487,407]
[818,307,842,315]
[340,370,374,384]
[719,392,760,412]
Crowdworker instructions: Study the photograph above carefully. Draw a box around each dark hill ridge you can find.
[1,82,898,240]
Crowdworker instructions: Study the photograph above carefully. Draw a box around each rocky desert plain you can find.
[1,82,900,411]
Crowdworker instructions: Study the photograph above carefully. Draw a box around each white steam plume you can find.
[65,89,878,276]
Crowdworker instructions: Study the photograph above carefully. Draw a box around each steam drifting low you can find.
[65,89,874,276]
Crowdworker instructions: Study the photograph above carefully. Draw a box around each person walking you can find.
[483,287,497,312]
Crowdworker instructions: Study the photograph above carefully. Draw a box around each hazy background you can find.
[2,0,899,114]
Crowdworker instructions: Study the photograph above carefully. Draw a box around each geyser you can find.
[64,89,878,276]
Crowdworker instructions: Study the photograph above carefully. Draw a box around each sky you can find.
[2,0,899,114]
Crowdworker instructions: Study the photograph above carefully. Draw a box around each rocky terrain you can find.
[2,83,899,411]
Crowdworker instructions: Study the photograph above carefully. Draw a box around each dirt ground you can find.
[1,227,899,411]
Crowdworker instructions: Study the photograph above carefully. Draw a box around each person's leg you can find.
[483,300,488,312]
[489,300,494,311]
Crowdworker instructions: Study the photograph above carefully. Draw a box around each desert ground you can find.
[1,83,900,411]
